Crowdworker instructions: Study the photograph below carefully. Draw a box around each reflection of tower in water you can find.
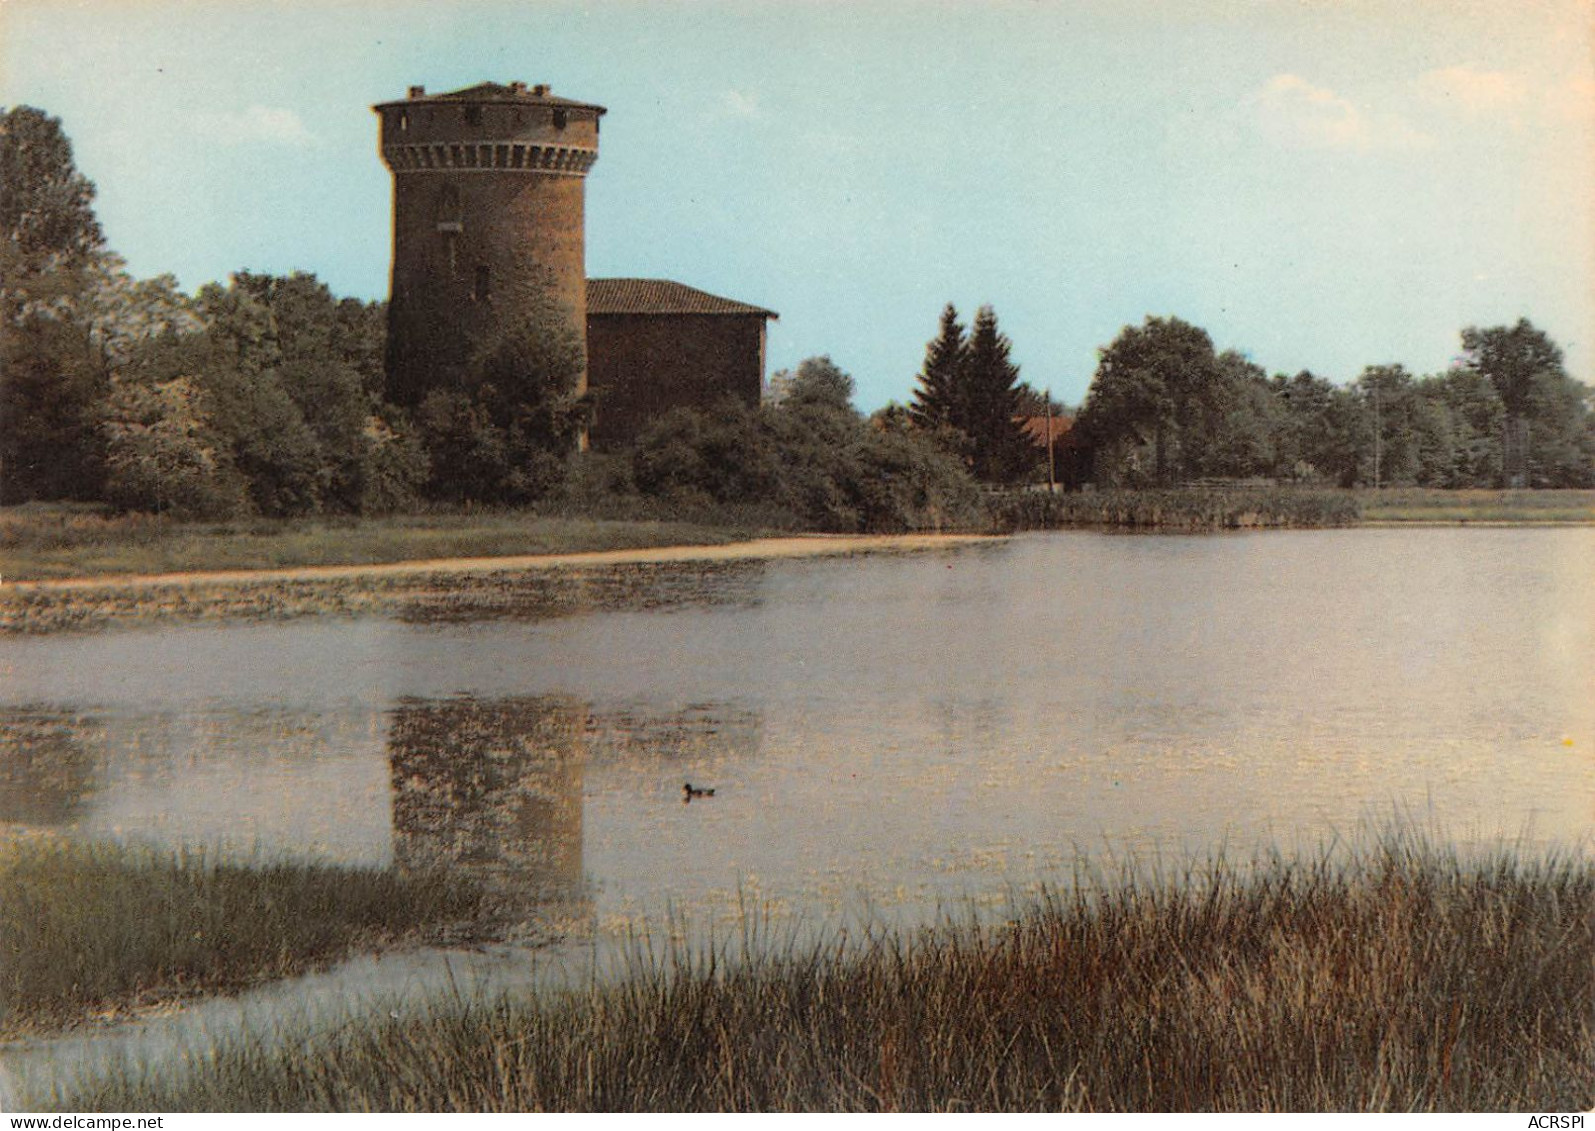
[0,709,100,827]
[388,696,590,927]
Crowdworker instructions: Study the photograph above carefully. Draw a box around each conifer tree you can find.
[908,303,965,431]
[957,304,1030,482]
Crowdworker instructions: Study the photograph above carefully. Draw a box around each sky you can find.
[3,0,1591,410]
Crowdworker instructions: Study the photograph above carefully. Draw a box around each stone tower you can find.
[374,82,605,407]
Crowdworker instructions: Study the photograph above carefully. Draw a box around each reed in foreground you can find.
[0,838,481,1036]
[59,832,1593,1112]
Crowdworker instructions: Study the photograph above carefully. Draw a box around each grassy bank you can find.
[0,503,772,583]
[1359,488,1595,524]
[0,837,482,1037]
[56,833,1594,1112]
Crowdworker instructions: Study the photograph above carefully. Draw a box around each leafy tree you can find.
[82,255,202,367]
[164,271,405,514]
[334,296,389,397]
[1519,367,1595,487]
[631,397,781,508]
[356,409,430,514]
[1076,316,1223,485]
[1354,365,1422,487]
[102,375,247,519]
[0,315,106,501]
[0,106,104,282]
[1460,319,1567,486]
[413,388,512,504]
[633,355,981,532]
[769,355,856,411]
[765,367,868,529]
[407,281,590,503]
[223,270,386,390]
[1422,368,1504,486]
[1197,352,1280,479]
[278,357,373,512]
[0,106,116,501]
[848,427,983,532]
[869,401,915,434]
[1270,371,1368,486]
[459,308,589,501]
[909,303,965,432]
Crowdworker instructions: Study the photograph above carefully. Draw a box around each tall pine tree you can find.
[957,304,1030,482]
[908,303,965,432]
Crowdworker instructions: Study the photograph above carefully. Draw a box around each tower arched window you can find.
[435,184,462,233]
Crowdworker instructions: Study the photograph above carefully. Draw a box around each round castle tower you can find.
[374,82,605,407]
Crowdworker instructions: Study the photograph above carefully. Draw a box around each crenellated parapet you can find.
[381,141,599,175]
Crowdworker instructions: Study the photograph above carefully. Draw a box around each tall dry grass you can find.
[57,830,1593,1112]
[0,838,481,1035]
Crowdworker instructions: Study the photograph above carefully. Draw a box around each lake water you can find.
[2,528,1592,1101]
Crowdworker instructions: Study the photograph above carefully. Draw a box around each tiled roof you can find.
[1019,415,1075,447]
[381,82,605,113]
[587,279,778,318]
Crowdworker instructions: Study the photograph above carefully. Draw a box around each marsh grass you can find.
[0,838,482,1036]
[995,486,1595,531]
[0,503,767,582]
[993,487,1363,531]
[57,830,1594,1112]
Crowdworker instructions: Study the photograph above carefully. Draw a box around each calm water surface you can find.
[4,528,1592,927]
[2,528,1592,1100]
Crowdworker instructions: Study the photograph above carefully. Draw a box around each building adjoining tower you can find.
[374,82,605,407]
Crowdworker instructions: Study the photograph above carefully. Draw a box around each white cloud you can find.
[1255,73,1430,152]
[195,105,316,147]
[718,89,762,120]
[1417,66,1525,115]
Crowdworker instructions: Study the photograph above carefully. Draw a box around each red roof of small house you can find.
[586,279,778,319]
[1019,414,1075,447]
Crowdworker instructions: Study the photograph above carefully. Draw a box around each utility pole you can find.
[1045,389,1057,493]
[1372,382,1382,490]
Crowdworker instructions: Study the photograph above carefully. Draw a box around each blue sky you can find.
[4,0,1591,409]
